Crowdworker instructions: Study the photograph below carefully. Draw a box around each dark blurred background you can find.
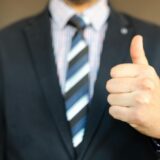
[0,0,160,29]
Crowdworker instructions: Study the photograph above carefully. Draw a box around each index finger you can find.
[111,63,143,78]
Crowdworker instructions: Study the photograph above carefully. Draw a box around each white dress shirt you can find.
[49,0,110,96]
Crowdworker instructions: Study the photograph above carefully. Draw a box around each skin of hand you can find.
[106,35,160,139]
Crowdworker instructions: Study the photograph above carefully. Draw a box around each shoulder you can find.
[109,9,160,45]
[117,12,160,50]
[0,7,48,45]
[123,13,160,38]
[121,13,160,71]
[109,9,160,71]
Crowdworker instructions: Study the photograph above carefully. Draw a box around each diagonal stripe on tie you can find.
[66,94,89,121]
[64,63,89,94]
[65,75,88,100]
[65,15,90,148]
[67,40,87,62]
[71,116,87,136]
[66,49,88,80]
[73,128,85,147]
[65,83,88,110]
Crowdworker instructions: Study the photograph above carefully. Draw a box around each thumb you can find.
[130,35,149,65]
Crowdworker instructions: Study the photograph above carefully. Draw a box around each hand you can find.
[106,35,160,138]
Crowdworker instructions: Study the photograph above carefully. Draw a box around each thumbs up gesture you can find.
[106,35,160,138]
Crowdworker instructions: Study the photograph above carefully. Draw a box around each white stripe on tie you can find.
[73,128,85,147]
[64,63,89,93]
[66,94,89,121]
[82,16,90,26]
[68,40,87,62]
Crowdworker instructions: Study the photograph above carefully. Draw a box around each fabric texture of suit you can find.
[0,7,160,160]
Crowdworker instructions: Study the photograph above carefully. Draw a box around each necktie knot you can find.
[68,15,89,30]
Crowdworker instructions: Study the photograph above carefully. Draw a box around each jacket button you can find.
[120,27,128,35]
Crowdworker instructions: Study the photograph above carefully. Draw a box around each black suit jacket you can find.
[0,8,160,160]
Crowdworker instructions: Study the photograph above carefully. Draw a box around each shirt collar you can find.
[83,0,110,31]
[49,0,110,31]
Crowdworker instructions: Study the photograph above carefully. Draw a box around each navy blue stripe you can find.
[71,116,87,136]
[69,46,88,72]
[71,32,83,49]
[67,54,88,80]
[65,75,88,100]
[66,83,89,110]
[70,106,88,128]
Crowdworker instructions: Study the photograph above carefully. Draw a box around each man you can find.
[0,0,160,159]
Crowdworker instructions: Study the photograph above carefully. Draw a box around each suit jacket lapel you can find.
[78,9,134,159]
[24,9,75,159]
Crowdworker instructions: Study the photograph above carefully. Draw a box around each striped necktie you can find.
[64,15,90,148]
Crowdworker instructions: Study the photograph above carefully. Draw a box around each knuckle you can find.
[148,66,156,74]
[106,80,112,92]
[140,78,155,91]
[132,110,144,125]
[109,107,115,117]
[109,106,120,120]
[135,93,151,106]
[143,66,155,75]
[141,65,148,73]
[110,66,120,77]
[107,94,112,105]
[110,68,116,77]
